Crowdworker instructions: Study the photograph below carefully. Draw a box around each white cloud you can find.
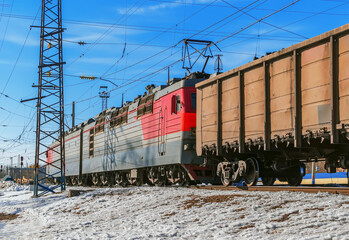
[117,2,181,15]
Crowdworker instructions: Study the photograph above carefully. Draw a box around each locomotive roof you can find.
[67,72,211,134]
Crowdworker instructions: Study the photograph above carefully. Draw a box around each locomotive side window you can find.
[191,93,197,110]
[121,106,129,123]
[111,106,129,126]
[95,117,105,134]
[89,129,94,158]
[137,94,154,118]
[171,95,181,114]
[176,95,181,113]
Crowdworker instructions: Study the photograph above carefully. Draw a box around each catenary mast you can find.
[33,0,65,197]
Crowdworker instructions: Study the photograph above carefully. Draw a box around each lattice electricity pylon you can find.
[99,86,110,111]
[33,0,66,197]
[181,39,221,74]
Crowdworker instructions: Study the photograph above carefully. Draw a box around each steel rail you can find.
[190,185,349,196]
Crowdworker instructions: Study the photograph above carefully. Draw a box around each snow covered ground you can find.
[0,183,349,240]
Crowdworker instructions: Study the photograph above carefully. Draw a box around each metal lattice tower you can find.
[99,86,110,111]
[33,0,66,197]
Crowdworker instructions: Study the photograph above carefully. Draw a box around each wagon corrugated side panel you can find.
[196,23,349,157]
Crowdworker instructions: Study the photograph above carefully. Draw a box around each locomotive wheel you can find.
[147,167,158,185]
[107,174,115,187]
[71,176,77,186]
[178,167,191,186]
[115,172,122,185]
[127,172,137,185]
[243,158,259,187]
[100,174,108,186]
[77,176,83,186]
[167,165,181,185]
[261,177,276,186]
[91,174,100,186]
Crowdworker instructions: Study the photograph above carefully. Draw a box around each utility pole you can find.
[33,0,66,197]
[99,86,110,111]
[72,101,75,128]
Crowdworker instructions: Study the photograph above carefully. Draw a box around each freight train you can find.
[196,24,349,186]
[47,24,349,187]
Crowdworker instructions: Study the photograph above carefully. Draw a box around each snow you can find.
[0,183,349,239]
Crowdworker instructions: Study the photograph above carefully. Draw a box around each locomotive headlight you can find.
[184,144,192,151]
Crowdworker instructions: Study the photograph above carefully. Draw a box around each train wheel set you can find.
[65,164,192,187]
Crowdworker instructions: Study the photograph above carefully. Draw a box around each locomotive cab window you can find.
[171,95,181,114]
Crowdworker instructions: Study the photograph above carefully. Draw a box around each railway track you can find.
[190,185,349,196]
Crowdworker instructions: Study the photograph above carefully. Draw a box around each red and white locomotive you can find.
[47,72,215,186]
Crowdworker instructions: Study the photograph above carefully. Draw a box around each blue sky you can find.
[0,0,348,166]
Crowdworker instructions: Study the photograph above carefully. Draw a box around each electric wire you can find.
[72,0,301,105]
[100,0,220,78]
[221,1,349,49]
[101,0,262,79]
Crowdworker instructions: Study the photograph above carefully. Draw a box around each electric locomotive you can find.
[47,72,215,186]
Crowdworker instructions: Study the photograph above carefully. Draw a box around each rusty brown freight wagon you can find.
[196,24,349,187]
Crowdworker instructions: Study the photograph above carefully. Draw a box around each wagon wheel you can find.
[243,158,259,187]
[287,165,303,186]
[221,174,232,187]
[261,177,276,186]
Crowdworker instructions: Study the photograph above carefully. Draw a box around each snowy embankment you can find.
[0,183,349,240]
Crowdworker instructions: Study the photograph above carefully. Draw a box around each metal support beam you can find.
[217,79,222,155]
[239,71,245,153]
[33,0,65,197]
[294,50,302,148]
[330,36,340,144]
[72,101,75,128]
[264,62,271,151]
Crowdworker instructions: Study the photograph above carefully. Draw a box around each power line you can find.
[73,1,300,105]
[100,0,221,78]
[0,0,14,53]
[221,1,349,49]
[0,92,35,109]
[66,0,145,69]
[0,7,40,101]
[220,0,308,39]
[101,0,262,78]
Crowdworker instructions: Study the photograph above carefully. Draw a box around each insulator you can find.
[47,71,51,77]
[47,42,52,49]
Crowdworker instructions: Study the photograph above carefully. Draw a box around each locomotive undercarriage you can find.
[65,164,197,187]
[202,129,349,187]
